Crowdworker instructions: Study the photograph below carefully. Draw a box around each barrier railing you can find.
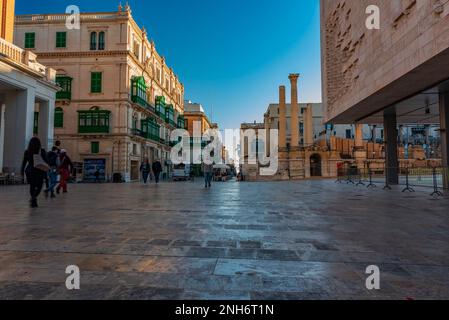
[337,165,448,197]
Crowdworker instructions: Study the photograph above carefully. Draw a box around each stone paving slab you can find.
[0,180,448,300]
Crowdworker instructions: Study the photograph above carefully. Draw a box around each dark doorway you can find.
[310,154,322,177]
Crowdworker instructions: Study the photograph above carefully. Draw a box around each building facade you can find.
[183,100,212,137]
[14,5,185,182]
[1,0,58,175]
[0,0,14,42]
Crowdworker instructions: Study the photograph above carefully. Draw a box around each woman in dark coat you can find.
[21,137,48,208]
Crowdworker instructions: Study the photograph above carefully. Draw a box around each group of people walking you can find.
[139,158,163,184]
[139,158,215,189]
[21,137,73,208]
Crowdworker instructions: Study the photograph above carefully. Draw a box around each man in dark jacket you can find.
[140,158,151,184]
[21,137,49,208]
[152,159,163,184]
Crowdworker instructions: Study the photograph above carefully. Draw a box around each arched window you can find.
[98,32,105,50]
[54,107,64,128]
[90,32,97,50]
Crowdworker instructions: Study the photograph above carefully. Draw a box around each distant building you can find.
[183,100,212,136]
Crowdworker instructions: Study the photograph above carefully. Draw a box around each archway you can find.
[310,154,322,177]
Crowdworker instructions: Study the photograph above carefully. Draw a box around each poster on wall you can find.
[83,159,106,182]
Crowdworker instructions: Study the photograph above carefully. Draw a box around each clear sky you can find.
[16,0,322,130]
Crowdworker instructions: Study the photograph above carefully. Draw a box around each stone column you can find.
[38,99,55,151]
[289,74,300,148]
[0,103,5,173]
[279,86,287,149]
[304,104,314,147]
[354,123,366,169]
[264,113,270,157]
[4,88,35,174]
[384,108,399,185]
[440,92,449,189]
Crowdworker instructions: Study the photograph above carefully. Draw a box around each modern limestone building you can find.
[1,0,58,175]
[14,4,185,182]
[320,0,449,187]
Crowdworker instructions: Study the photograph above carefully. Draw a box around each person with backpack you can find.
[152,159,163,184]
[21,137,49,208]
[44,146,60,198]
[140,158,151,184]
[56,149,73,194]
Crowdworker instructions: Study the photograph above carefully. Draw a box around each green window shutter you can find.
[56,32,67,48]
[54,108,64,128]
[25,33,35,49]
[91,72,102,93]
[98,32,105,50]
[91,142,100,154]
[90,32,97,50]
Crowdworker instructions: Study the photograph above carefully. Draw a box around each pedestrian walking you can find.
[56,149,73,194]
[21,137,49,208]
[202,162,214,188]
[152,159,162,184]
[140,158,151,184]
[44,146,60,198]
[94,168,101,183]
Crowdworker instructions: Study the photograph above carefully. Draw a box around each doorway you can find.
[310,154,322,177]
[130,160,140,181]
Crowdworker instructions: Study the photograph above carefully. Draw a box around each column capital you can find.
[288,73,300,82]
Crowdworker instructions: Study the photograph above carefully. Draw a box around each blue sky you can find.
[16,0,322,129]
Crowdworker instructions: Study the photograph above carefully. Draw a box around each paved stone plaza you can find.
[0,180,448,300]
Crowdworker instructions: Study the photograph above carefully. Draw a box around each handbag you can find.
[33,153,50,172]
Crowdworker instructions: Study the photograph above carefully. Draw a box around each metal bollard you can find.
[430,167,443,197]
[356,168,365,186]
[367,169,376,189]
[402,167,415,193]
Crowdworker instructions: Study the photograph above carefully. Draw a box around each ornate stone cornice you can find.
[34,50,129,58]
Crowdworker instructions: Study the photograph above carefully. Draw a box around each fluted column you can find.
[279,86,287,149]
[440,92,449,188]
[354,123,366,169]
[289,74,300,148]
[0,103,5,173]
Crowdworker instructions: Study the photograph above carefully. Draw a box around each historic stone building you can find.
[14,4,185,182]
[239,71,437,181]
[183,100,213,137]
[1,0,58,175]
[241,74,348,181]
[320,0,449,186]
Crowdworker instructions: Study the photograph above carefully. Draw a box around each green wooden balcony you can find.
[55,76,72,101]
[78,110,110,134]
